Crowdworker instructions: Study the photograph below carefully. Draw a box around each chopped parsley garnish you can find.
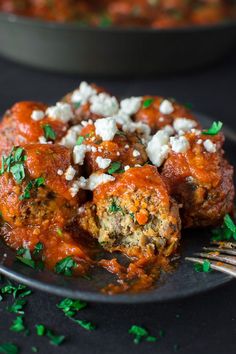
[108,161,124,175]
[211,214,236,241]
[19,177,45,200]
[202,121,223,135]
[33,242,44,256]
[57,298,87,317]
[72,319,95,331]
[0,343,19,354]
[194,260,211,273]
[0,147,26,184]
[35,324,45,336]
[108,200,123,214]
[10,316,25,333]
[7,298,27,315]
[73,102,81,110]
[16,254,36,269]
[31,347,38,353]
[143,98,154,109]
[35,325,65,346]
[54,256,77,276]
[43,124,57,141]
[76,136,85,145]
[128,325,157,344]
[56,228,63,236]
[115,130,126,137]
[1,282,31,299]
[99,15,112,27]
[184,102,193,110]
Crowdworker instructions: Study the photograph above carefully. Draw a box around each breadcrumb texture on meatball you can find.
[79,165,181,257]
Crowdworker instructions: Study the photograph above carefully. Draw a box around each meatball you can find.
[133,96,199,133]
[78,165,181,258]
[161,131,234,228]
[0,101,69,155]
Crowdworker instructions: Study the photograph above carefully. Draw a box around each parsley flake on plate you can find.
[10,316,26,333]
[35,324,46,336]
[7,298,27,315]
[128,325,157,344]
[143,98,154,109]
[54,256,77,276]
[202,121,223,135]
[57,298,87,317]
[0,343,19,354]
[43,124,57,141]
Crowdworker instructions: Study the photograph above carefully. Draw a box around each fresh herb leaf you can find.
[19,177,45,200]
[128,325,157,344]
[184,102,193,110]
[7,298,27,314]
[56,228,63,236]
[31,347,38,353]
[0,147,26,184]
[72,319,96,331]
[76,136,84,145]
[33,242,44,256]
[108,200,123,213]
[16,256,36,269]
[143,98,154,109]
[108,161,122,175]
[202,121,223,135]
[0,343,19,354]
[73,102,81,110]
[10,316,25,333]
[46,330,65,346]
[43,124,56,141]
[35,324,46,336]
[99,15,112,27]
[57,298,87,317]
[54,257,77,276]
[194,260,211,273]
[211,214,236,241]
[146,336,157,342]
[10,164,25,183]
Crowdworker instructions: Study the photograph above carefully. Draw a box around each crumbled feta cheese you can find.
[117,152,120,156]
[173,118,197,133]
[95,117,117,141]
[69,181,80,197]
[91,146,97,152]
[78,176,87,188]
[161,125,175,136]
[57,169,64,176]
[135,164,141,167]
[133,149,140,157]
[38,136,47,144]
[170,136,190,153]
[65,165,76,181]
[191,128,201,135]
[203,139,217,153]
[146,131,170,167]
[46,102,74,123]
[31,110,45,121]
[125,144,129,149]
[59,125,82,148]
[98,147,103,153]
[73,145,87,165]
[159,99,174,115]
[159,117,164,122]
[71,82,97,104]
[86,173,115,191]
[124,165,130,171]
[122,121,151,142]
[114,112,132,126]
[81,119,93,127]
[197,139,202,145]
[96,156,111,169]
[120,97,142,115]
[90,93,119,117]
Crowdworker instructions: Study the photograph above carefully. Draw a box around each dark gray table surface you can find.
[0,49,236,354]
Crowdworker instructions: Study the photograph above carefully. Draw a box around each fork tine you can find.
[194,252,236,266]
[185,257,236,277]
[203,247,236,256]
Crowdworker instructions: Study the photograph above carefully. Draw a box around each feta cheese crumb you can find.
[120,97,142,115]
[91,146,97,153]
[124,165,130,171]
[125,144,129,149]
[86,173,115,191]
[159,117,164,122]
[90,93,119,117]
[73,145,87,165]
[95,117,117,141]
[159,99,174,115]
[133,149,140,157]
[57,169,64,176]
[65,165,76,181]
[170,136,190,153]
[59,125,82,148]
[173,118,197,133]
[96,156,111,169]
[197,139,202,145]
[161,125,175,136]
[46,102,74,123]
[69,181,80,197]
[113,112,132,126]
[203,139,217,153]
[116,152,120,156]
[71,81,97,104]
[146,130,170,167]
[38,136,47,144]
[31,110,45,121]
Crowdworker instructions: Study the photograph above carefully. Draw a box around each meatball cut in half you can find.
[62,81,119,123]
[0,101,73,155]
[0,144,83,228]
[79,165,181,258]
[132,96,199,133]
[161,131,234,228]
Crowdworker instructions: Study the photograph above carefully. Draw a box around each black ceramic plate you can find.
[0,13,236,75]
[0,113,235,303]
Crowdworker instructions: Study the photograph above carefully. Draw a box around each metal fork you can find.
[186,241,236,276]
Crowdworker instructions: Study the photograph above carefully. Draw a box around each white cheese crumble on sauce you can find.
[90,93,119,117]
[69,181,80,197]
[133,149,140,157]
[146,131,170,167]
[31,110,45,121]
[120,97,142,115]
[71,82,97,104]
[122,121,151,142]
[59,125,82,148]
[114,112,132,126]
[94,117,117,141]
[65,165,76,181]
[203,139,217,153]
[161,125,175,136]
[57,169,64,176]
[159,99,174,115]
[125,144,129,149]
[96,156,111,169]
[197,139,202,145]
[38,136,47,144]
[170,136,190,153]
[73,145,87,165]
[46,102,74,123]
[86,173,115,191]
[173,118,197,133]
[124,165,130,171]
